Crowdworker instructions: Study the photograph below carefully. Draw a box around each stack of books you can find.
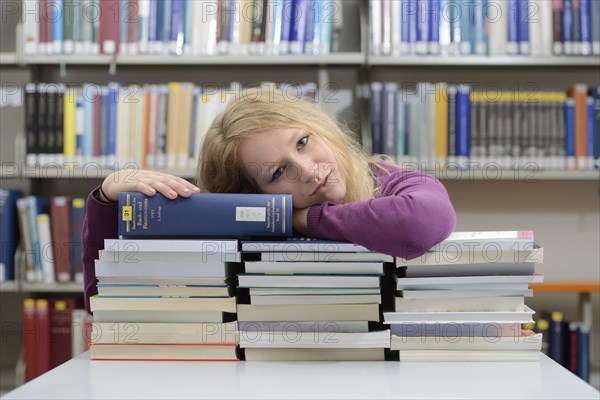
[237,238,393,361]
[384,231,545,361]
[89,237,240,361]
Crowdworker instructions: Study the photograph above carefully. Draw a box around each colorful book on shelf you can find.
[117,192,292,238]
[0,189,21,282]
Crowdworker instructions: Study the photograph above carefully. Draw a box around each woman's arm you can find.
[305,169,457,259]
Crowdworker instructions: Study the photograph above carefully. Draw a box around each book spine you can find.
[396,90,406,159]
[563,0,574,54]
[23,299,38,381]
[517,0,530,54]
[107,83,119,166]
[447,85,457,165]
[571,83,589,169]
[568,322,579,374]
[370,82,383,155]
[23,0,40,54]
[51,0,63,54]
[49,298,76,368]
[128,0,139,54]
[119,0,128,54]
[50,196,72,282]
[138,0,150,53]
[591,86,600,169]
[36,214,55,284]
[290,0,309,54]
[382,82,398,157]
[586,96,595,169]
[24,83,38,167]
[438,0,450,55]
[71,198,85,283]
[428,0,440,54]
[579,0,592,54]
[507,0,519,54]
[459,0,471,54]
[572,0,581,54]
[456,84,471,166]
[118,192,293,237]
[552,0,564,54]
[408,0,418,54]
[37,84,47,164]
[565,97,576,169]
[83,86,94,162]
[592,0,600,54]
[549,311,564,364]
[75,89,84,164]
[416,0,429,54]
[0,190,21,282]
[183,0,192,54]
[472,0,485,55]
[170,0,185,54]
[35,299,51,377]
[279,0,293,54]
[577,324,590,382]
[63,86,76,164]
[161,0,171,54]
[54,85,65,164]
[99,0,120,54]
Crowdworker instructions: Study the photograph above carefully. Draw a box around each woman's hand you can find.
[293,207,310,236]
[100,169,200,202]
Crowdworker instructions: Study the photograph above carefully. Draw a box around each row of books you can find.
[23,81,318,170]
[535,311,591,382]
[363,82,600,170]
[0,189,86,284]
[22,0,340,56]
[23,297,91,382]
[370,0,600,57]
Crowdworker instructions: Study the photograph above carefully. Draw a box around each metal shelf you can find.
[369,55,600,67]
[20,53,365,66]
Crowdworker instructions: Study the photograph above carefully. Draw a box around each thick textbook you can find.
[118,192,292,237]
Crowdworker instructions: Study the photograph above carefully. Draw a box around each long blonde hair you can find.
[197,87,378,204]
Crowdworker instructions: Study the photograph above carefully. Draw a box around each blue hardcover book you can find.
[565,97,576,169]
[107,83,119,165]
[370,82,384,155]
[507,0,519,54]
[170,0,185,54]
[579,0,592,54]
[563,0,574,54]
[162,0,171,51]
[408,0,418,54]
[590,86,600,168]
[459,0,472,54]
[549,311,564,364]
[51,0,63,54]
[26,196,50,281]
[586,96,594,167]
[183,0,192,53]
[280,0,294,54]
[271,0,284,52]
[120,0,128,53]
[0,190,22,281]
[416,0,429,54]
[577,324,590,382]
[290,0,309,54]
[148,0,158,47]
[382,83,398,157]
[118,193,293,238]
[455,84,471,166]
[471,0,486,55]
[517,0,530,54]
[154,0,164,53]
[428,0,440,54]
[401,0,411,53]
[309,0,322,54]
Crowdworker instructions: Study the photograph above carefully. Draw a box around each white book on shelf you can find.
[249,288,380,296]
[250,294,382,305]
[381,0,392,56]
[36,214,55,284]
[394,274,544,290]
[22,0,39,54]
[94,259,232,278]
[239,321,370,333]
[384,305,536,323]
[237,274,381,289]
[99,249,241,263]
[394,296,526,313]
[390,0,402,56]
[370,0,382,56]
[398,288,534,299]
[529,0,543,56]
[240,330,391,348]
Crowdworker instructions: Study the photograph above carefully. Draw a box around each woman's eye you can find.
[297,135,309,148]
[272,167,284,181]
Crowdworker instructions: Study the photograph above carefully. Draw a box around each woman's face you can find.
[238,128,347,209]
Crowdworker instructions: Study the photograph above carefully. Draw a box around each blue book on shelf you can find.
[0,190,22,281]
[416,0,429,54]
[155,0,165,51]
[587,97,595,165]
[579,0,592,54]
[549,311,564,364]
[280,0,294,53]
[290,0,309,54]
[563,0,574,51]
[148,0,158,44]
[162,0,172,48]
[370,82,383,154]
[428,0,440,54]
[52,0,63,53]
[455,84,471,164]
[507,0,519,54]
[107,83,119,163]
[401,0,411,52]
[459,0,472,54]
[120,0,128,51]
[565,98,576,168]
[396,91,406,159]
[517,0,530,54]
[118,193,293,238]
[170,0,185,52]
[183,0,192,50]
[382,83,398,157]
[471,0,486,54]
[26,196,50,280]
[577,324,590,382]
[408,0,418,52]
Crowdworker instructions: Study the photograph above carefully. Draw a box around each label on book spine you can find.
[118,192,292,238]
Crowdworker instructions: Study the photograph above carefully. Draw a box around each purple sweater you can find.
[82,163,456,313]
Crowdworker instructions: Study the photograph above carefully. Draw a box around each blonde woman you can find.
[82,89,456,312]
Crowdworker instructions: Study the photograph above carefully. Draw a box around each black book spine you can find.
[24,83,38,167]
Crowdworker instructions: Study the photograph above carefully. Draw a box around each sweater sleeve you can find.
[82,186,119,314]
[305,168,456,259]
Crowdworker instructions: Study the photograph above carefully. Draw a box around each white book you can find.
[242,239,372,253]
[430,230,535,252]
[391,333,543,351]
[402,262,536,277]
[384,305,535,323]
[529,0,543,56]
[394,274,543,290]
[256,251,393,263]
[104,239,238,253]
[94,259,232,278]
[36,214,55,284]
[381,0,392,55]
[394,296,525,312]
[97,285,230,297]
[399,288,534,299]
[250,294,381,305]
[390,321,523,337]
[391,0,402,56]
[99,250,241,263]
[237,274,381,289]
[250,288,380,296]
[540,0,554,56]
[240,330,391,349]
[370,0,382,56]
[97,276,227,286]
[22,0,39,54]
[398,350,541,362]
[244,261,384,275]
[92,309,225,323]
[93,322,238,344]
[239,321,369,333]
[90,296,237,313]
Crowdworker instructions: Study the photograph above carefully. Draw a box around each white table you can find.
[3,352,599,399]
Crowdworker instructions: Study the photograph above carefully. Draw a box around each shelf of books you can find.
[19,53,366,66]
[368,56,600,67]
